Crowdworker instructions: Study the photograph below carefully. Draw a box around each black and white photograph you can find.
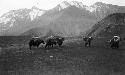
[0,0,125,75]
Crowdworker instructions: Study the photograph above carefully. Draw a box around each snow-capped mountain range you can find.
[0,7,46,30]
[0,1,125,36]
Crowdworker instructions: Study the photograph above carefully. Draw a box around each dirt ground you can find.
[0,37,125,75]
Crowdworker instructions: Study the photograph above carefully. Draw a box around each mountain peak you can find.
[58,1,70,9]
[57,1,85,11]
[61,1,70,5]
[93,2,106,6]
[87,2,110,13]
[31,6,40,10]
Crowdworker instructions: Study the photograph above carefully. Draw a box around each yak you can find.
[45,37,57,48]
[83,36,93,47]
[29,37,45,50]
[45,36,64,48]
[56,37,64,47]
[109,36,121,49]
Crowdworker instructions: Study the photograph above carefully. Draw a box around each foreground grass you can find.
[0,38,125,75]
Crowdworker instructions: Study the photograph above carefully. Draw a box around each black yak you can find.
[56,37,64,47]
[29,37,45,50]
[83,36,93,47]
[109,36,120,49]
[45,36,64,48]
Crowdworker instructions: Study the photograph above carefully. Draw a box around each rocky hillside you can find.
[87,13,125,38]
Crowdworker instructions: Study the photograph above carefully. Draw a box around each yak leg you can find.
[59,44,61,47]
[110,43,113,48]
[45,45,47,48]
[52,44,53,47]
[116,42,119,48]
[58,43,62,47]
[111,43,115,49]
[45,44,48,48]
[29,45,32,50]
[85,42,87,47]
[37,45,39,48]
[88,41,91,47]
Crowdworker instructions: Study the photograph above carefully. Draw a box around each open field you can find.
[0,36,125,75]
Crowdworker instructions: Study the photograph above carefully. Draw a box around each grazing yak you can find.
[83,36,93,47]
[56,36,64,47]
[45,36,64,48]
[108,36,121,49]
[45,36,57,48]
[29,37,45,50]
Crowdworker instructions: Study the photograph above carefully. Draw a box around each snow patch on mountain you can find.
[0,17,11,24]
[85,7,97,12]
[0,6,46,31]
[85,2,110,12]
[59,1,70,9]
[9,19,15,27]
[57,1,110,13]
[29,9,45,20]
[1,19,15,30]
[69,1,84,8]
[58,1,85,11]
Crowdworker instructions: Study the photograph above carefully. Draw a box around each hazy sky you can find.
[0,0,124,16]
